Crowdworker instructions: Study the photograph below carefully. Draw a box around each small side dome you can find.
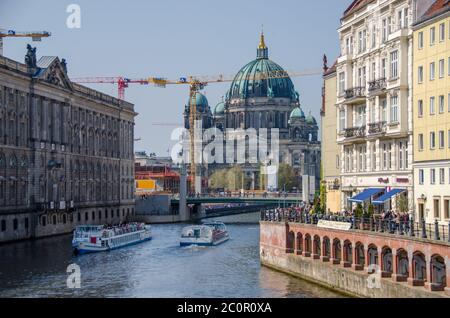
[187,93,209,109]
[306,112,317,125]
[290,107,305,119]
[213,101,225,115]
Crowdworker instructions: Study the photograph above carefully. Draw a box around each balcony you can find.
[344,87,365,103]
[344,126,366,139]
[368,121,387,135]
[368,78,387,95]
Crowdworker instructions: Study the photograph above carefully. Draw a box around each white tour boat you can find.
[180,221,229,247]
[72,223,152,255]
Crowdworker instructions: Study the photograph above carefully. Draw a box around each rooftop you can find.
[415,0,450,26]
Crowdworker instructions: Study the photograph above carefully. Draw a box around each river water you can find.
[0,223,343,298]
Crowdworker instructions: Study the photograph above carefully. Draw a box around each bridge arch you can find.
[354,242,365,269]
[367,244,378,271]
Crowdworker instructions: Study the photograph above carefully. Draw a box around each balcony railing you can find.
[368,78,387,92]
[344,87,365,100]
[344,126,366,138]
[368,121,387,135]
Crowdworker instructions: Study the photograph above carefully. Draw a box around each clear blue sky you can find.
[0,0,352,155]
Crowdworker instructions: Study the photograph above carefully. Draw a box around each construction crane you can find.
[0,29,51,55]
[70,77,149,100]
[72,68,322,193]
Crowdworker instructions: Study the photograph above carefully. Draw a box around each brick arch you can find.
[313,235,321,259]
[322,236,331,259]
[332,238,341,263]
[355,241,365,268]
[430,254,446,288]
[395,248,409,279]
[381,246,393,274]
[412,251,427,282]
[343,240,353,266]
[367,244,378,270]
[304,234,312,257]
[296,232,303,255]
[286,230,295,254]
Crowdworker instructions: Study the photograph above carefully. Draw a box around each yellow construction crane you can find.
[0,29,51,55]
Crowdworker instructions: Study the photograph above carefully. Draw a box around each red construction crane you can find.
[70,77,149,100]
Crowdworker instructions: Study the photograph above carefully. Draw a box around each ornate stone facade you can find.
[0,46,136,243]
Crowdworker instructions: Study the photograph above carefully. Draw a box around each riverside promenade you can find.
[260,210,450,298]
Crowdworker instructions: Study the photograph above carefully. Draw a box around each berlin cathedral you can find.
[183,33,321,194]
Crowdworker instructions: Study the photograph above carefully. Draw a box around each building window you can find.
[430,96,436,115]
[419,169,424,185]
[372,144,376,171]
[418,31,424,49]
[390,95,398,123]
[24,217,29,229]
[371,25,376,48]
[430,27,436,46]
[448,57,450,76]
[418,134,424,151]
[434,198,440,218]
[439,23,445,42]
[430,62,435,80]
[381,99,387,122]
[1,219,5,232]
[448,130,450,148]
[336,155,340,169]
[382,18,388,42]
[431,169,436,184]
[444,200,450,219]
[440,168,445,184]
[13,219,18,231]
[339,109,346,131]
[418,100,423,117]
[381,58,387,79]
[439,130,445,149]
[338,72,345,95]
[418,66,423,83]
[398,141,407,170]
[430,131,436,149]
[439,95,445,113]
[390,51,398,79]
[439,59,445,78]
[358,29,366,53]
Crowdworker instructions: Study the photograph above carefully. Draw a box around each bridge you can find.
[170,195,303,205]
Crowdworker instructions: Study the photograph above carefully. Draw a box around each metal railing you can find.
[344,126,366,138]
[368,78,387,92]
[344,87,365,99]
[260,210,450,243]
[368,121,387,135]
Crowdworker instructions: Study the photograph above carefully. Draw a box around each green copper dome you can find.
[306,113,317,125]
[213,101,225,115]
[227,34,297,101]
[187,93,209,111]
[290,107,305,119]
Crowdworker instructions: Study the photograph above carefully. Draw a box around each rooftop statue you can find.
[25,44,37,69]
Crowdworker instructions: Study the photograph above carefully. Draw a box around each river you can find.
[0,223,343,298]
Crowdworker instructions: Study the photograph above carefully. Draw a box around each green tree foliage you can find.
[277,163,296,191]
[355,203,364,217]
[396,193,409,213]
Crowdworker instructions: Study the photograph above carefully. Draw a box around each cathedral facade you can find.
[183,34,321,195]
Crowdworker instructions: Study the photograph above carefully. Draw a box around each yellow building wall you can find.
[326,190,341,214]
[413,15,450,162]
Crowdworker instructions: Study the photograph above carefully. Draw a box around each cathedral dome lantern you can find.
[306,112,317,126]
[227,33,297,101]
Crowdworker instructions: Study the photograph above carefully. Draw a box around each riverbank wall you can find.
[260,221,450,298]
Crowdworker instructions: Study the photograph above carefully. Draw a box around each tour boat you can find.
[180,221,229,247]
[72,223,152,255]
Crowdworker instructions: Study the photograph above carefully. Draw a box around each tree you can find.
[367,203,374,217]
[396,193,409,213]
[355,203,364,217]
[277,163,296,191]
[209,169,228,189]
